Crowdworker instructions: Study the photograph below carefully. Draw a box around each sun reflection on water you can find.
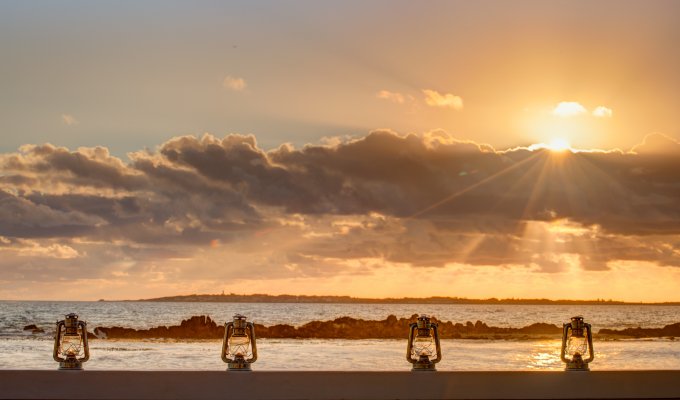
[526,341,562,370]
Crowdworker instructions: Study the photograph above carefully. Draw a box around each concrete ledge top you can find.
[1,370,679,400]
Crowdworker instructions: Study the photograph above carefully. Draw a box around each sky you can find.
[1,0,680,301]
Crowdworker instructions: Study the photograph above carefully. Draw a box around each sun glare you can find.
[546,138,571,152]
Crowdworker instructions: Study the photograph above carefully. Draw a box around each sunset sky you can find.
[1,0,680,301]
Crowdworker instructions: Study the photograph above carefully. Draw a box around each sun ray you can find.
[520,150,634,272]
[406,151,543,219]
[457,233,488,265]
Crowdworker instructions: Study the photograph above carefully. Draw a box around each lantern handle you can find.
[246,322,257,363]
[79,320,90,362]
[53,320,65,363]
[584,323,594,363]
[221,322,234,363]
[431,323,442,364]
[560,323,570,363]
[406,322,417,364]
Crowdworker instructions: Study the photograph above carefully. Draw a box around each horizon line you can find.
[114,293,680,305]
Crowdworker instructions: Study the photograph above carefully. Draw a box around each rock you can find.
[92,314,568,340]
[89,317,680,340]
[24,324,45,333]
[598,322,680,338]
[94,315,224,340]
[518,323,562,335]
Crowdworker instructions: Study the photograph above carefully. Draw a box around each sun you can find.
[546,138,571,152]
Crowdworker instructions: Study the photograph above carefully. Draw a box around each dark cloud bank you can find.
[1,131,679,282]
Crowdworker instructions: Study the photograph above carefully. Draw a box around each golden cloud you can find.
[552,102,613,118]
[223,75,247,91]
[61,114,79,126]
[552,102,587,117]
[376,90,405,104]
[422,89,463,110]
[592,106,613,118]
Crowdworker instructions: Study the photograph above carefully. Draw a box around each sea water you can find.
[1,301,679,370]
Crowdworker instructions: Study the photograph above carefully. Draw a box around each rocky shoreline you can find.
[79,315,680,340]
[599,323,680,338]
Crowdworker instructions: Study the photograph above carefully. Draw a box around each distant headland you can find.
[126,293,680,305]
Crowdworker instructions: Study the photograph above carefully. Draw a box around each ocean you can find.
[1,301,679,371]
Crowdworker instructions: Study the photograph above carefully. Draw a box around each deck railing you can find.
[1,370,679,400]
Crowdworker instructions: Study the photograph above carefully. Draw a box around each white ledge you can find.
[1,370,679,400]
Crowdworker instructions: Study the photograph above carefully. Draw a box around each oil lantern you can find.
[221,314,257,371]
[53,313,90,370]
[560,316,594,371]
[406,314,441,371]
